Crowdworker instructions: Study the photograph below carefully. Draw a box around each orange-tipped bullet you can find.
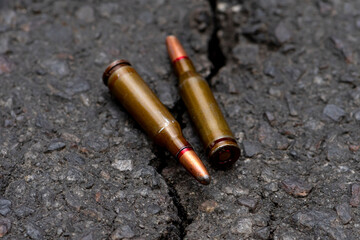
[103,60,210,185]
[166,36,188,63]
[166,36,241,168]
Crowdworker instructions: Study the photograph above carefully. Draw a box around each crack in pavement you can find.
[148,0,226,238]
[207,0,227,82]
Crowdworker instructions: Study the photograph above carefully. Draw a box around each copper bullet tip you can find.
[166,35,188,63]
[178,147,211,185]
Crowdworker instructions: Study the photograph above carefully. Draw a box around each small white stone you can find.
[25,175,35,182]
[4,98,13,108]
[80,93,90,107]
[1,148,8,157]
[338,165,349,172]
[231,218,253,235]
[112,160,133,171]
[217,2,228,12]
[231,5,242,13]
[76,5,95,23]
[314,76,324,85]
[224,186,233,195]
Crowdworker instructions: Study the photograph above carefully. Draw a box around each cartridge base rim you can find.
[102,59,131,86]
[208,138,240,168]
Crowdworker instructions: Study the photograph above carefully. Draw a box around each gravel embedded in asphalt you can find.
[1,0,360,239]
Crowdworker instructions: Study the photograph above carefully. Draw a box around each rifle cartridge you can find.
[103,60,210,185]
[166,36,240,167]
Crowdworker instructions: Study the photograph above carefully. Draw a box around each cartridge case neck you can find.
[173,58,196,77]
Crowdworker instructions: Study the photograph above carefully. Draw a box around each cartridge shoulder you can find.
[179,71,207,86]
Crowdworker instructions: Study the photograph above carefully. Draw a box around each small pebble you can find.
[80,94,90,107]
[269,87,282,98]
[45,140,66,153]
[64,153,85,165]
[217,2,228,12]
[276,137,290,150]
[350,184,360,207]
[314,76,325,85]
[293,210,333,229]
[111,225,135,240]
[42,59,69,77]
[354,110,360,121]
[237,197,259,212]
[147,204,161,215]
[280,178,312,197]
[285,93,298,117]
[231,218,253,235]
[264,182,279,192]
[14,206,34,218]
[65,80,90,96]
[232,4,242,12]
[255,227,270,240]
[264,111,276,126]
[0,199,11,216]
[35,114,53,131]
[65,191,82,211]
[263,63,276,78]
[326,143,345,162]
[242,140,262,158]
[349,145,360,152]
[232,44,259,66]
[4,119,12,127]
[86,137,109,152]
[335,203,352,224]
[112,160,133,172]
[323,104,345,122]
[76,6,95,23]
[26,223,43,240]
[61,132,80,143]
[0,56,11,74]
[274,21,292,44]
[199,200,218,213]
[0,217,11,237]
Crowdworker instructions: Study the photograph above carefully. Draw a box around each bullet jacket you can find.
[103,60,210,185]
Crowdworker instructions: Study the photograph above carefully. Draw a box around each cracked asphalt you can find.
[1,0,360,239]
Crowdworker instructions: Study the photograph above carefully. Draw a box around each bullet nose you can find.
[166,35,188,63]
[177,148,211,185]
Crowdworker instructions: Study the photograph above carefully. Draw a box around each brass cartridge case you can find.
[166,36,240,167]
[103,60,210,185]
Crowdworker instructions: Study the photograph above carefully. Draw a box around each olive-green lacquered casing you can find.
[174,58,240,167]
[105,60,188,156]
[102,60,211,185]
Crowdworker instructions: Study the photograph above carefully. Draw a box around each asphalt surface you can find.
[1,0,360,239]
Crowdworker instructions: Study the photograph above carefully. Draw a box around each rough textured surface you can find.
[1,0,360,239]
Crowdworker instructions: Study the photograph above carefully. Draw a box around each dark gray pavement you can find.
[1,0,360,239]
